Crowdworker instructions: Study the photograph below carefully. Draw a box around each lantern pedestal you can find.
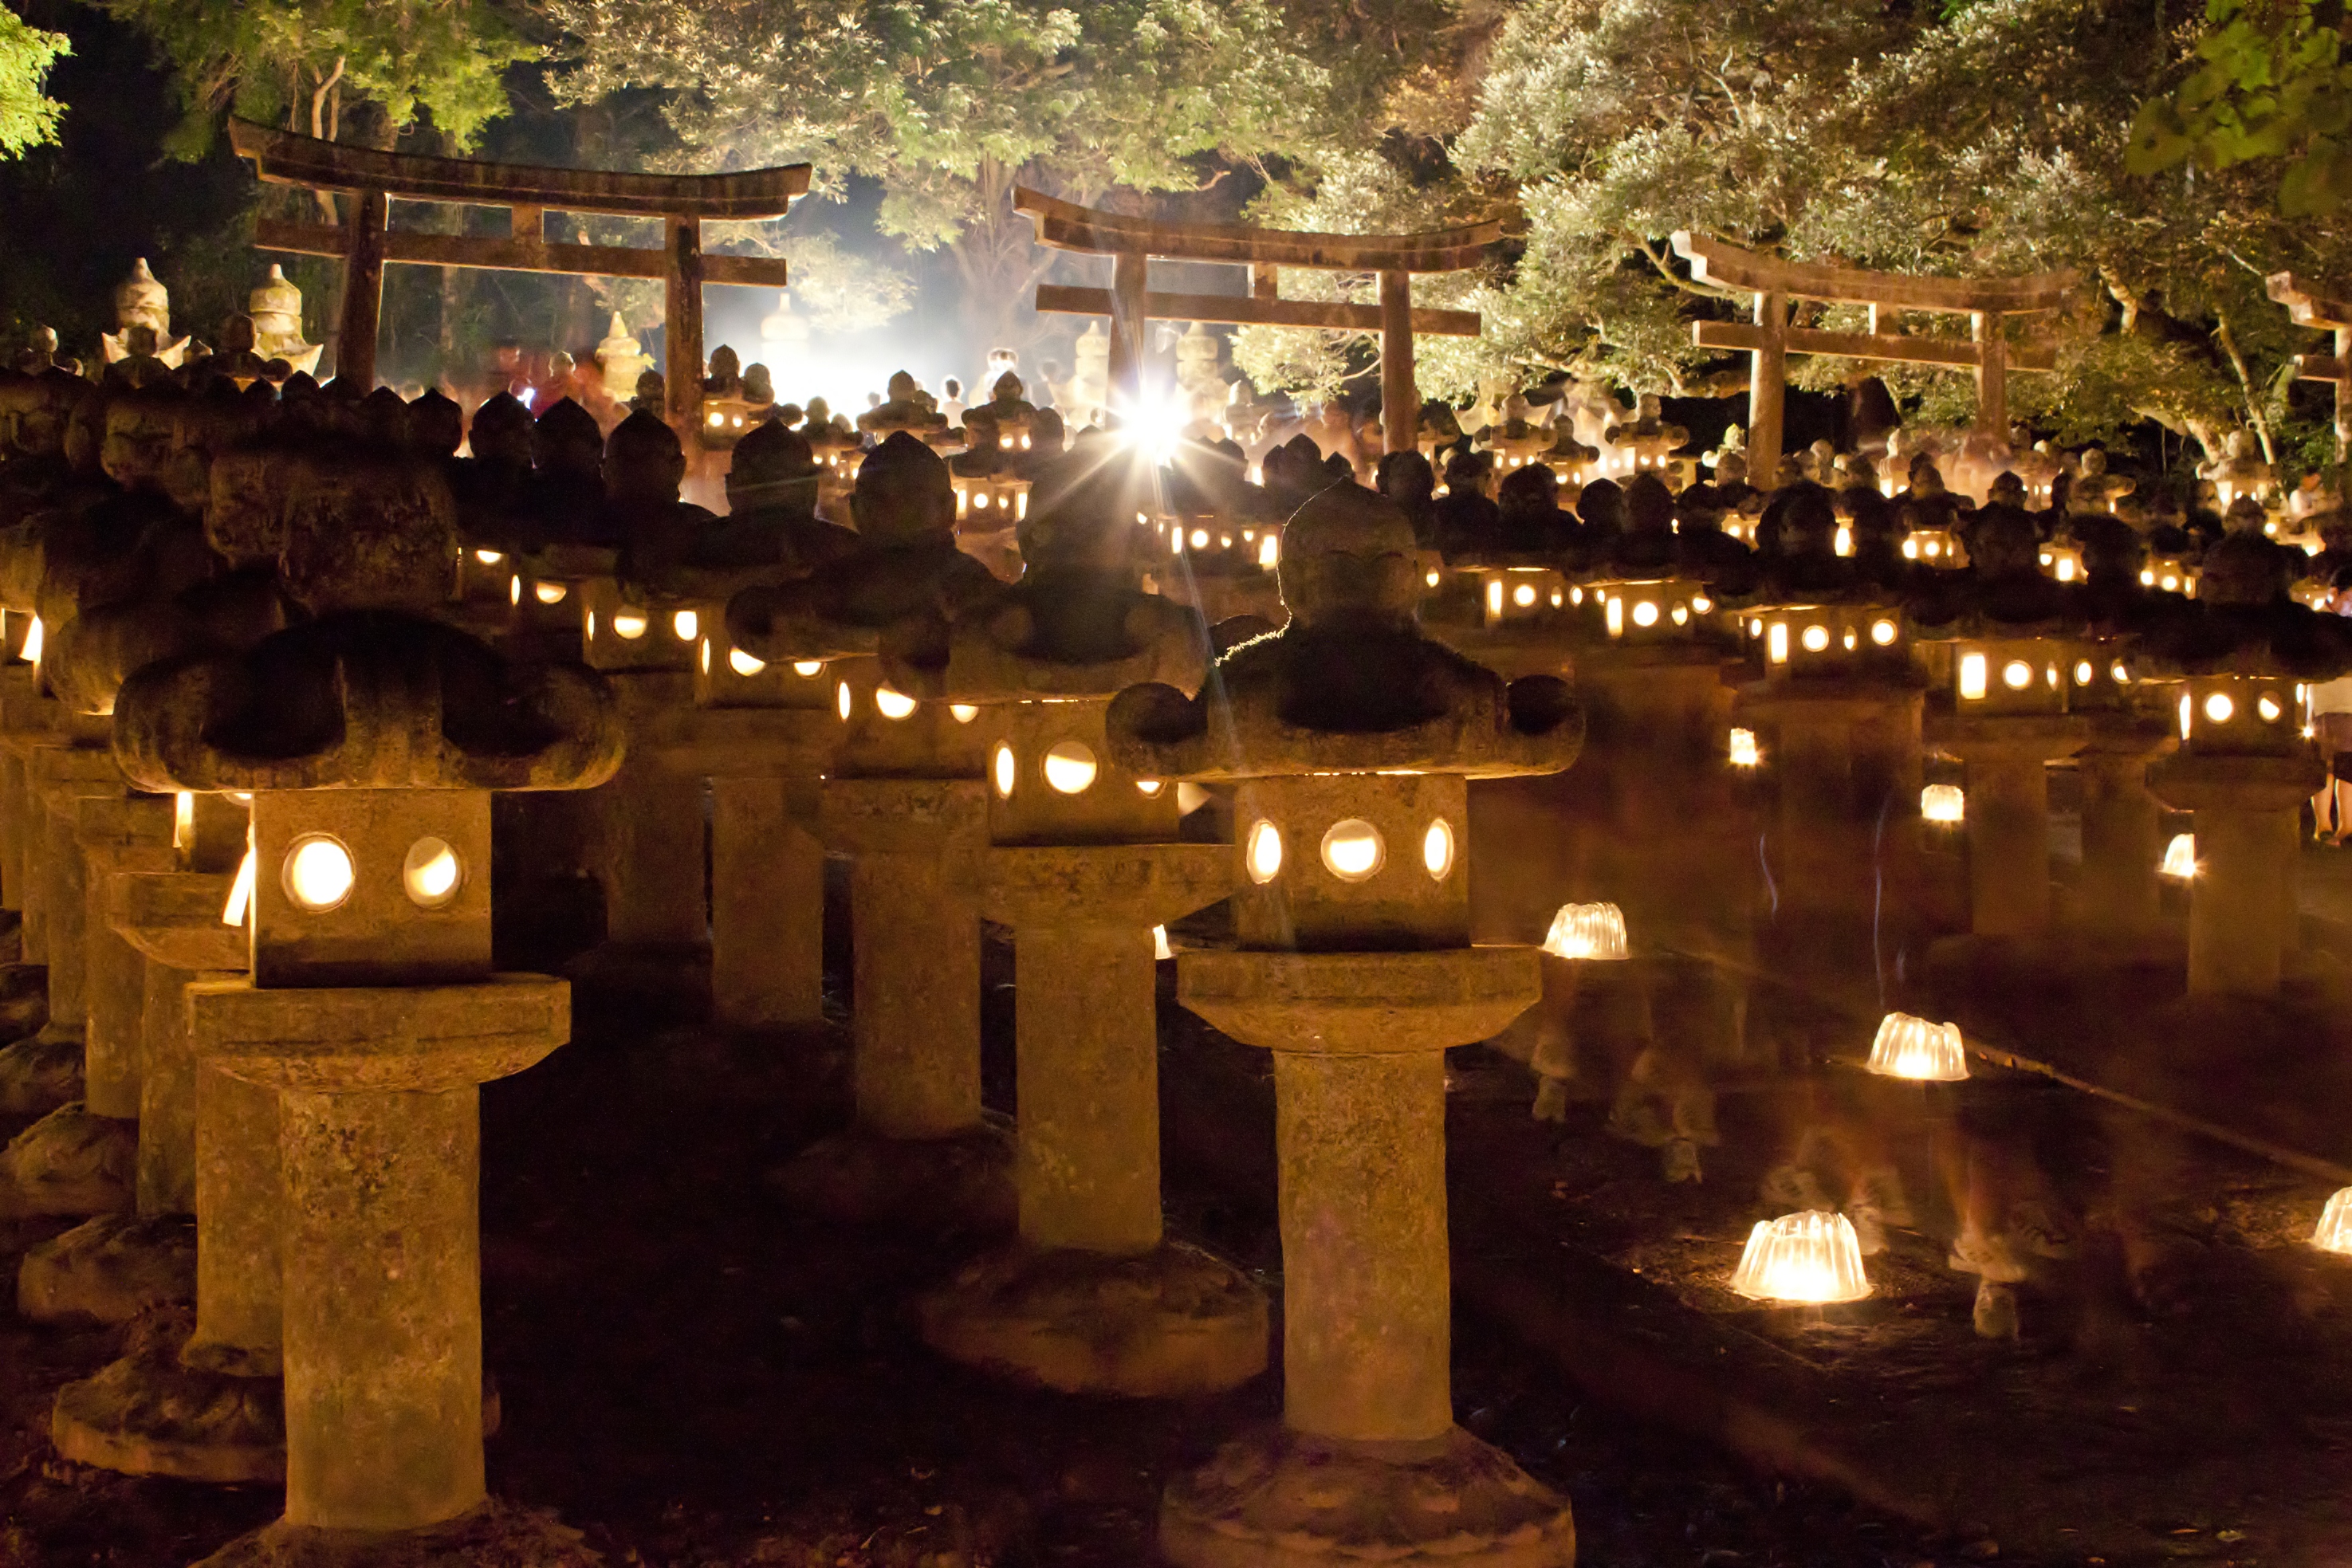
[53,1057,286,1482]
[1927,715,2087,937]
[919,847,1264,1397]
[594,671,708,952]
[647,705,839,1036]
[2149,753,2321,995]
[2074,722,2176,939]
[0,666,57,926]
[22,870,239,1327]
[183,977,567,1554]
[0,741,124,1127]
[777,778,1011,1232]
[1160,947,1575,1568]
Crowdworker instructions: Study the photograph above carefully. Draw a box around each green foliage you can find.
[0,3,68,157]
[87,0,538,155]
[2127,0,2352,214]
[706,222,915,335]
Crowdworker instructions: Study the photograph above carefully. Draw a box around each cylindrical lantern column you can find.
[2075,724,2174,938]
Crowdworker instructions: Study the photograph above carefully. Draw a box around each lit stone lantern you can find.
[1107,487,1582,1568]
[110,609,620,1562]
[576,575,710,956]
[1145,512,1286,628]
[891,467,1264,1397]
[2139,576,2352,992]
[2141,552,2198,598]
[737,433,1013,1229]
[0,612,57,986]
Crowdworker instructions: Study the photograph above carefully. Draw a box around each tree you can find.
[551,0,1373,353]
[85,0,537,155]
[2128,0,2352,217]
[0,2,67,157]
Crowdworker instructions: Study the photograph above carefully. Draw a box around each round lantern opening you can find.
[793,660,824,678]
[1422,818,1456,880]
[729,647,766,677]
[509,576,521,606]
[993,743,1017,797]
[1870,619,1898,646]
[533,581,568,605]
[1513,583,1538,607]
[475,548,503,565]
[836,682,853,721]
[1632,599,1661,627]
[1043,741,1099,795]
[1320,819,1385,882]
[1137,779,1165,797]
[281,835,355,914]
[698,640,711,676]
[1800,624,1830,652]
[612,611,648,639]
[1670,603,1689,626]
[1245,820,1283,884]
[1190,528,1209,549]
[950,703,980,724]
[2075,660,2094,686]
[672,610,699,642]
[2002,659,2034,691]
[2204,692,2235,724]
[2112,661,2130,684]
[2259,694,2283,722]
[875,686,918,720]
[402,838,464,910]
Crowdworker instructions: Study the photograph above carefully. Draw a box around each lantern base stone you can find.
[18,1211,193,1322]
[1159,1424,1575,1568]
[918,1240,1268,1397]
[191,1498,596,1568]
[770,1116,1016,1235]
[51,1309,282,1484]
[0,1101,133,1217]
[0,1020,77,1121]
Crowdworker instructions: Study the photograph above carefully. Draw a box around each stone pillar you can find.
[708,776,824,1032]
[279,1084,482,1531]
[1013,925,1159,1254]
[2152,755,2319,995]
[186,1062,281,1378]
[597,674,706,950]
[136,962,200,1216]
[2076,729,2172,937]
[851,850,979,1139]
[1276,1050,1451,1443]
[1933,718,2087,939]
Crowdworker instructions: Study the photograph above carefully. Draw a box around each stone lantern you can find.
[891,458,1263,1397]
[2139,547,2352,992]
[734,432,1012,1229]
[112,607,620,1562]
[1107,486,1582,1568]
[101,259,191,370]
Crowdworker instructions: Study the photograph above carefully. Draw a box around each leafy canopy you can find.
[0,2,68,157]
[2128,0,2352,215]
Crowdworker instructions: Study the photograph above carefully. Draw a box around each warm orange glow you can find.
[1866,1012,1968,1080]
[1728,729,1762,768]
[282,835,354,913]
[1543,902,1627,961]
[1921,784,1965,824]
[2161,833,2198,879]
[1320,819,1384,881]
[2314,1188,2352,1255]
[1245,820,1283,883]
[221,843,256,928]
[1729,1212,1871,1303]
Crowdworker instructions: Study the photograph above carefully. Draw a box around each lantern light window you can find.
[1043,741,1099,794]
[1870,619,1898,646]
[1245,820,1283,884]
[794,660,824,678]
[1800,624,1830,653]
[730,648,765,677]
[950,703,980,724]
[1921,784,1965,823]
[2259,694,2283,722]
[612,611,648,640]
[836,682,853,721]
[282,835,355,914]
[1422,819,1456,880]
[2002,659,2034,691]
[534,581,568,605]
[2205,692,2235,724]
[875,686,918,720]
[1728,729,1762,768]
[672,610,699,642]
[1633,599,1661,627]
[1959,653,1989,701]
[2161,832,2198,879]
[221,843,257,928]
[1320,819,1385,881]
[402,838,463,909]
[993,743,1017,797]
[2312,1188,2352,1254]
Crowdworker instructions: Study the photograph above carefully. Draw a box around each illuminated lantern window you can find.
[1748,618,1764,639]
[1551,590,1564,608]
[793,660,824,678]
[698,640,711,676]
[993,743,1017,797]
[1320,819,1385,882]
[2259,694,2283,721]
[1136,779,1165,797]
[1729,1212,1871,1303]
[23,615,45,665]
[2204,692,2235,724]
[2075,660,2094,686]
[534,581,568,606]
[1842,628,1858,650]
[1866,1012,1968,1080]
[1570,587,1584,605]
[950,703,980,724]
[1487,581,1504,619]
[1632,599,1661,627]
[1426,571,1441,588]
[1043,741,1099,794]
[1670,603,1689,627]
[173,791,195,854]
[611,611,649,640]
[401,837,463,910]
[1800,624,1830,653]
[2111,661,2130,684]
[2002,659,2034,691]
[1190,528,1210,550]
[1513,583,1538,608]
[282,835,355,914]
[1259,535,1280,569]
[1959,653,1989,701]
[1606,598,1625,638]
[1422,818,1456,880]
[672,610,699,642]
[1921,784,1965,824]
[1245,820,1283,884]
[2177,693,2192,740]
[1153,925,1174,961]
[836,682,853,721]
[1693,595,1713,614]
[875,686,918,720]
[1768,623,1791,664]
[2160,832,2198,879]
[2313,1188,2352,1254]
[509,576,521,606]
[1728,729,1762,768]
[475,548,504,566]
[221,844,257,928]
[1542,902,1627,961]
[729,647,765,677]
[2044,664,2059,690]
[1870,619,1899,647]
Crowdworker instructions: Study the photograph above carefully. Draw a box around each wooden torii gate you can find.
[227,120,810,426]
[2269,272,2352,459]
[1670,234,2076,481]
[1013,188,1499,455]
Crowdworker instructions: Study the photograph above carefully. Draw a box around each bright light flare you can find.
[1730,1212,1872,1303]
[1866,1012,1968,1081]
[2161,832,2198,879]
[1543,902,1627,961]
[1921,784,1965,824]
[221,843,256,928]
[2313,1188,2352,1254]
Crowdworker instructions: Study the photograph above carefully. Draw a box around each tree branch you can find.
[2212,308,2277,466]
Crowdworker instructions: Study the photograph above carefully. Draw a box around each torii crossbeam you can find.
[2268,272,2352,460]
[229,121,812,425]
[1013,188,1499,454]
[1672,234,2076,480]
